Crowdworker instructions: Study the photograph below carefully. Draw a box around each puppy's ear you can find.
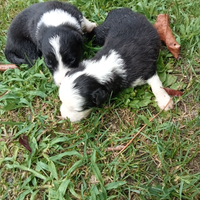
[92,88,109,106]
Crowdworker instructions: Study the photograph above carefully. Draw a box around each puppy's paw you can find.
[86,22,97,32]
[156,92,173,111]
[82,17,97,32]
[147,74,174,111]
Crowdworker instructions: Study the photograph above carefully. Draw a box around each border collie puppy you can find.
[59,8,174,122]
[4,1,96,86]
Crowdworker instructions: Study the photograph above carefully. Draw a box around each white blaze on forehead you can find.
[49,35,60,58]
[59,50,126,122]
[49,35,69,86]
[36,9,81,35]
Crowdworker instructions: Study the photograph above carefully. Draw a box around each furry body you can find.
[5,1,96,85]
[59,8,173,122]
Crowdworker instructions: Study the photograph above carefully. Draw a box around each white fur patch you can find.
[59,74,85,111]
[59,73,90,121]
[36,9,81,35]
[60,104,91,122]
[147,73,173,110]
[131,77,146,87]
[59,50,126,122]
[49,35,60,58]
[49,35,70,86]
[60,49,126,97]
[82,50,126,83]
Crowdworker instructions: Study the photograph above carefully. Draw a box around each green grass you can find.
[0,0,200,199]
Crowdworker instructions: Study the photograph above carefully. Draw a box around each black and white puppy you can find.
[59,8,174,122]
[4,1,96,86]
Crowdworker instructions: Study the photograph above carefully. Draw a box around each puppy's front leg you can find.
[147,73,174,111]
[82,17,97,32]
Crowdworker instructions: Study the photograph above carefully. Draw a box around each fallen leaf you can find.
[0,64,20,71]
[19,135,32,153]
[106,145,126,151]
[154,14,180,59]
[162,87,184,97]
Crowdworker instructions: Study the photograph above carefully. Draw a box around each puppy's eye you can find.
[68,58,75,64]
[46,60,52,66]
[45,53,56,68]
[45,58,55,68]
[63,57,76,65]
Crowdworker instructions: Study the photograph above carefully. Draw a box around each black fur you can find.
[68,8,161,108]
[88,8,161,83]
[4,1,83,69]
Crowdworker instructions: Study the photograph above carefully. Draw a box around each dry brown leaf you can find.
[106,145,126,151]
[154,14,180,59]
[162,87,184,97]
[19,135,32,154]
[0,64,20,71]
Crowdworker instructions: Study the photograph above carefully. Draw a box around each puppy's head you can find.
[59,71,109,122]
[38,26,83,86]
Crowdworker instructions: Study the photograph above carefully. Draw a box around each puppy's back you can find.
[7,1,83,42]
[90,8,161,87]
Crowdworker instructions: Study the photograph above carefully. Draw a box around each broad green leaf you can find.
[138,98,152,107]
[6,164,46,180]
[91,149,96,163]
[99,186,107,200]
[30,190,40,200]
[32,73,47,78]
[91,150,104,185]
[19,98,31,106]
[0,93,20,101]
[48,160,58,180]
[138,115,152,126]
[50,137,69,146]
[50,150,83,161]
[27,90,47,98]
[58,179,70,196]
[13,124,33,138]
[36,161,49,172]
[69,183,81,199]
[0,121,23,125]
[158,72,167,83]
[1,101,22,111]
[129,100,140,108]
[91,162,104,185]
[164,74,177,87]
[105,181,126,190]
[66,160,83,176]
[16,189,32,200]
